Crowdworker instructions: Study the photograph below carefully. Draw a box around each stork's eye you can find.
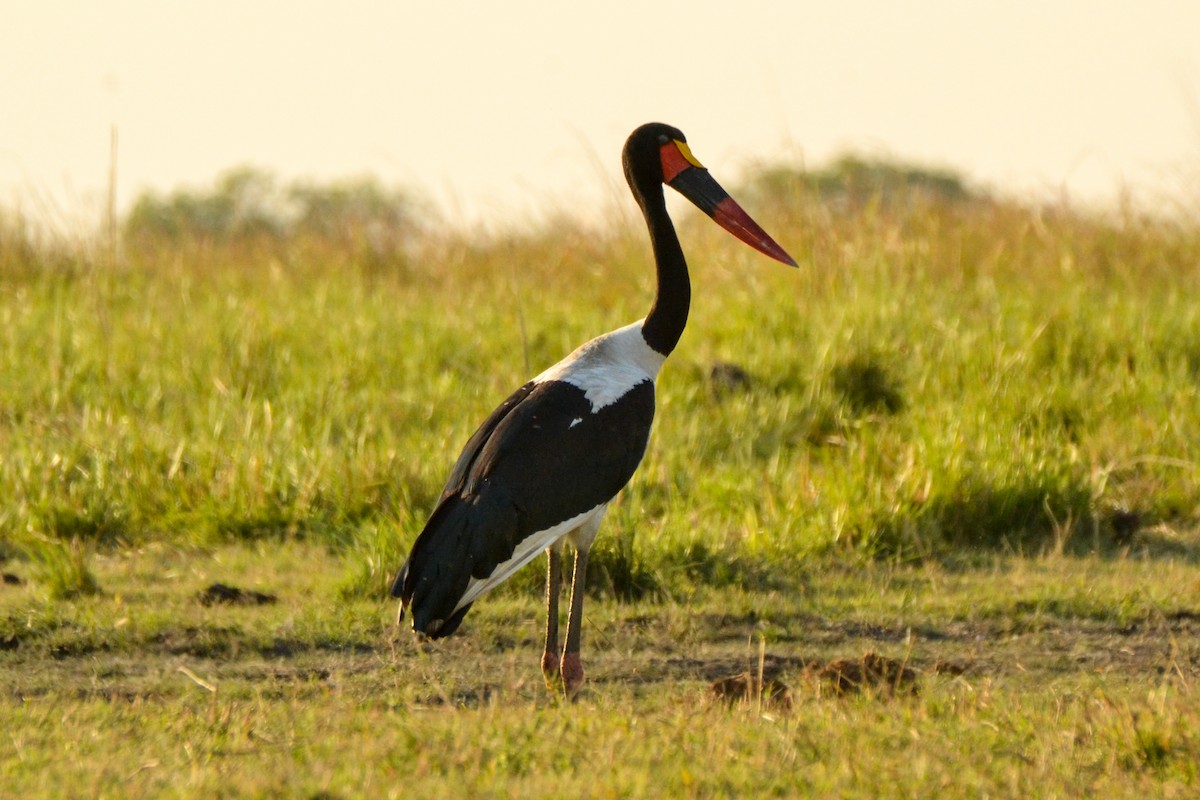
[657,134,669,145]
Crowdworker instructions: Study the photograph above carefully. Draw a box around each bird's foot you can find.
[541,651,561,691]
[560,653,585,700]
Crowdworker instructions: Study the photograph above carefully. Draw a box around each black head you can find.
[622,122,687,207]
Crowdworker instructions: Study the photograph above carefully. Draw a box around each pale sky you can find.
[3,1,1199,232]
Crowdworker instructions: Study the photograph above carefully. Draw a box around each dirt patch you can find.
[709,652,921,707]
[196,582,278,607]
[708,362,754,396]
[806,652,920,697]
[709,672,794,710]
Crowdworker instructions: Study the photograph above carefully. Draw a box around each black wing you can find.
[393,378,655,637]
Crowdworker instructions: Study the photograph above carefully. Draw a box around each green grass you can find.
[3,192,1198,576]
[2,164,1200,796]
[3,542,1200,797]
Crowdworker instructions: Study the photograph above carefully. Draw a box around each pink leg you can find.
[560,651,584,698]
[559,546,590,699]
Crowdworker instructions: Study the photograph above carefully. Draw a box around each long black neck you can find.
[639,190,691,357]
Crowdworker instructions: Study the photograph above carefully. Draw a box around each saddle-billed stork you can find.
[392,122,796,697]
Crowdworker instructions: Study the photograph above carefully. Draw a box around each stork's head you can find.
[622,122,797,268]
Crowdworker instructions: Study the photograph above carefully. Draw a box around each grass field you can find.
[2,163,1200,797]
